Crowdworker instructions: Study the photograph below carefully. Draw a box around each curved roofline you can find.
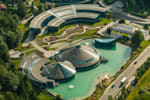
[30,4,107,29]
[54,45,100,69]
[95,38,117,43]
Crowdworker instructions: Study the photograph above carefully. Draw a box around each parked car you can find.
[134,61,137,64]
[111,84,115,88]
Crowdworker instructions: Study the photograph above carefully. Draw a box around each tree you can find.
[7,72,20,91]
[107,28,111,34]
[0,15,22,49]
[108,95,113,100]
[0,36,9,62]
[119,19,125,24]
[0,94,5,100]
[55,94,62,100]
[17,0,26,18]
[131,31,144,47]
[5,92,16,100]
[144,24,149,30]
[0,64,20,91]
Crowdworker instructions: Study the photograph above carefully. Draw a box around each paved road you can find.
[100,46,150,100]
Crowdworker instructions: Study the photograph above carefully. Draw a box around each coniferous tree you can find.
[17,0,26,18]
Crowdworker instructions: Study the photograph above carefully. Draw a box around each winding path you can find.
[30,23,112,58]
[43,24,107,45]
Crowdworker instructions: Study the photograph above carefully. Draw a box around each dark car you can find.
[134,61,137,64]
[111,84,115,88]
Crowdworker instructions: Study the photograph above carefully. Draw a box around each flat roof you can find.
[47,18,65,27]
[30,4,107,29]
[55,45,100,69]
[19,52,54,83]
[30,10,53,29]
[77,12,99,19]
[112,24,135,33]
[75,4,107,12]
[95,38,116,43]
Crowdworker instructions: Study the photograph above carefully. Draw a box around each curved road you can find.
[100,46,150,100]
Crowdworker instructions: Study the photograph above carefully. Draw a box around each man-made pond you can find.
[48,39,132,100]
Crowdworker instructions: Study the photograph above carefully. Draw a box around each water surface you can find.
[48,39,132,100]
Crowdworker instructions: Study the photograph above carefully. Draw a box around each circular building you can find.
[29,4,107,35]
[19,52,76,87]
[40,61,76,81]
[55,45,100,70]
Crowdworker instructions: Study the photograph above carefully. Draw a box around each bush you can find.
[144,24,149,30]
[131,31,144,48]
[119,19,125,24]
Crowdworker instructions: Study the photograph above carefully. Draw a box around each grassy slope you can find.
[71,29,97,40]
[138,40,150,53]
[93,18,113,26]
[127,68,150,100]
[37,93,55,100]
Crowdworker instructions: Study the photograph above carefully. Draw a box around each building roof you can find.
[112,24,136,34]
[0,3,7,10]
[54,45,100,69]
[95,38,116,43]
[75,4,107,12]
[19,52,76,84]
[30,4,106,29]
[41,61,76,80]
[19,52,54,84]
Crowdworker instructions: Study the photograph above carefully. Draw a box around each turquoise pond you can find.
[48,39,132,100]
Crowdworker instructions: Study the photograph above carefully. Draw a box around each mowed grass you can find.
[93,18,113,26]
[71,29,97,39]
[138,40,150,52]
[127,68,150,100]
[36,24,75,39]
[33,0,41,7]
[37,93,55,100]
[55,24,75,35]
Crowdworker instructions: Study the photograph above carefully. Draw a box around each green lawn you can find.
[104,0,117,4]
[127,68,150,100]
[55,24,75,35]
[36,24,75,39]
[138,40,150,52]
[37,93,55,100]
[71,29,97,39]
[19,24,29,35]
[33,0,41,7]
[112,30,120,34]
[122,33,129,38]
[93,18,113,26]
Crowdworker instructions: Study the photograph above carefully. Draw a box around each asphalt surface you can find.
[100,46,150,100]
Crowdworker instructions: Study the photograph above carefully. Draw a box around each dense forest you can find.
[123,0,150,17]
[0,13,37,100]
[105,0,150,17]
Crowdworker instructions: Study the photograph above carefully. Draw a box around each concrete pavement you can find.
[100,46,150,100]
[31,41,58,58]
